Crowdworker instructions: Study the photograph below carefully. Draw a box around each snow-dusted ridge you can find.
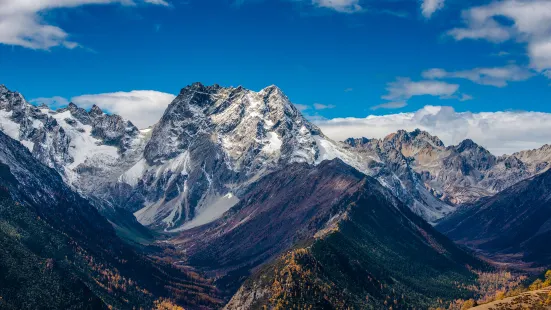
[3,83,549,230]
[0,83,455,229]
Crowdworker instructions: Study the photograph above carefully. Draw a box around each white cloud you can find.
[312,0,362,13]
[30,96,70,109]
[528,39,551,75]
[72,90,176,128]
[421,0,445,18]
[371,101,407,110]
[383,78,460,101]
[448,0,551,78]
[375,78,465,109]
[422,65,534,87]
[459,93,473,101]
[315,105,551,155]
[237,0,362,13]
[144,0,169,5]
[294,103,310,111]
[313,103,336,110]
[0,0,169,50]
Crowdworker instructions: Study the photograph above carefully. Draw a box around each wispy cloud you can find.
[421,0,445,19]
[0,0,170,50]
[422,65,534,87]
[313,103,336,110]
[382,78,460,101]
[312,0,362,13]
[294,103,310,111]
[371,101,407,110]
[236,0,362,13]
[447,0,551,78]
[375,78,463,109]
[30,96,70,109]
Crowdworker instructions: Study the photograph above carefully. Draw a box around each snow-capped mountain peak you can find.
[0,85,146,189]
[5,83,548,230]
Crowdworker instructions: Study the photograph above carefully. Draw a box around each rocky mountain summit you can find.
[0,83,454,228]
[2,83,551,230]
[3,82,551,309]
[0,85,144,187]
[345,129,551,207]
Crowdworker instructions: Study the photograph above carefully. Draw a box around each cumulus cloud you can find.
[421,0,445,18]
[71,90,176,128]
[529,39,551,76]
[0,0,169,50]
[422,65,535,87]
[315,105,551,155]
[448,0,551,78]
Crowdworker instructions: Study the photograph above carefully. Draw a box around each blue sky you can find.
[1,0,551,153]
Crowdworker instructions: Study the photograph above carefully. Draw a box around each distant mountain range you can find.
[3,83,551,230]
[2,82,551,308]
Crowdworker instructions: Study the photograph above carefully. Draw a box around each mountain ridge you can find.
[345,128,551,207]
[1,83,458,229]
[3,83,551,230]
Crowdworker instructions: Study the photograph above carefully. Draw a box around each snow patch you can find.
[0,110,20,140]
[119,158,147,186]
[140,127,152,134]
[21,140,34,152]
[313,136,367,173]
[51,111,119,182]
[263,132,282,154]
[176,193,239,231]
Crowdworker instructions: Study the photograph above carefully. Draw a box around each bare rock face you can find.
[345,129,551,207]
[134,83,329,229]
[0,85,147,216]
[130,83,454,228]
[3,83,550,230]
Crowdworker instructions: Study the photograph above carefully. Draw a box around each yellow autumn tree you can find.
[530,279,544,291]
[545,270,551,286]
[153,298,185,310]
[461,299,476,309]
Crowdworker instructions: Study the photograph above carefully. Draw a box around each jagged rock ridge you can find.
[2,84,551,229]
[345,129,551,206]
